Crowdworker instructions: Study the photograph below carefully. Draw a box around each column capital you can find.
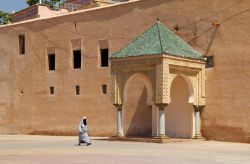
[155,103,168,108]
[193,105,205,112]
[114,104,122,108]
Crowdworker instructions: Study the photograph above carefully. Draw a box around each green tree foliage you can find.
[26,0,39,6]
[45,0,64,9]
[26,0,64,9]
[0,11,11,25]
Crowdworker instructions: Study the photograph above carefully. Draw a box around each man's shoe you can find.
[86,142,91,146]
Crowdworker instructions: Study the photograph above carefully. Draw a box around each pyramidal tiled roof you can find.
[112,21,205,61]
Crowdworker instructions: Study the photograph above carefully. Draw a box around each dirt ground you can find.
[0,135,249,164]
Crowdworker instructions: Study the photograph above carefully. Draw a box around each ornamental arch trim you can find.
[169,75,195,104]
[123,73,154,106]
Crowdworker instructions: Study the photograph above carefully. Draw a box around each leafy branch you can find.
[0,11,11,25]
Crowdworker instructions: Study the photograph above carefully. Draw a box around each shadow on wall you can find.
[166,76,193,139]
[124,85,152,137]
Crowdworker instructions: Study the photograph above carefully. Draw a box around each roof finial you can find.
[156,17,160,22]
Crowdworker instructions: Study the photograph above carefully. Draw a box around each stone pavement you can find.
[0,135,249,164]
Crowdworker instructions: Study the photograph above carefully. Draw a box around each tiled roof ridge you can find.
[112,22,163,57]
[156,21,164,53]
[157,21,204,60]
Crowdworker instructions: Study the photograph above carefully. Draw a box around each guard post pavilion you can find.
[110,21,206,143]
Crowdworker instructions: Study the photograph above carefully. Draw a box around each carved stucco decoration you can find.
[110,54,206,106]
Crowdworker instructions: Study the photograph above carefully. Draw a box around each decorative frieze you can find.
[110,55,206,106]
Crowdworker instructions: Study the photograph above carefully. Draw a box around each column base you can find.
[109,134,124,140]
[192,135,205,140]
[153,135,169,143]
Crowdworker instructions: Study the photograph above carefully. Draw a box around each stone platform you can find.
[109,136,203,144]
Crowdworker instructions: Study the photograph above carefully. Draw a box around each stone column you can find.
[193,106,204,139]
[115,104,123,137]
[156,104,168,138]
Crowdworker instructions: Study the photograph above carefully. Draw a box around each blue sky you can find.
[0,0,28,13]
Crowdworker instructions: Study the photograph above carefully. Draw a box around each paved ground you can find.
[0,135,249,164]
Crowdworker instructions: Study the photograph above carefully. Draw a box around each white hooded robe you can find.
[78,117,90,144]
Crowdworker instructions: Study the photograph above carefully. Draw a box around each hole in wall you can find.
[174,25,179,31]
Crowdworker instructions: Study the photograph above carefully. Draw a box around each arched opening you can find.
[166,76,194,138]
[123,73,153,137]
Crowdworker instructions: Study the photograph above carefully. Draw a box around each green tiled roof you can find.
[112,21,205,60]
